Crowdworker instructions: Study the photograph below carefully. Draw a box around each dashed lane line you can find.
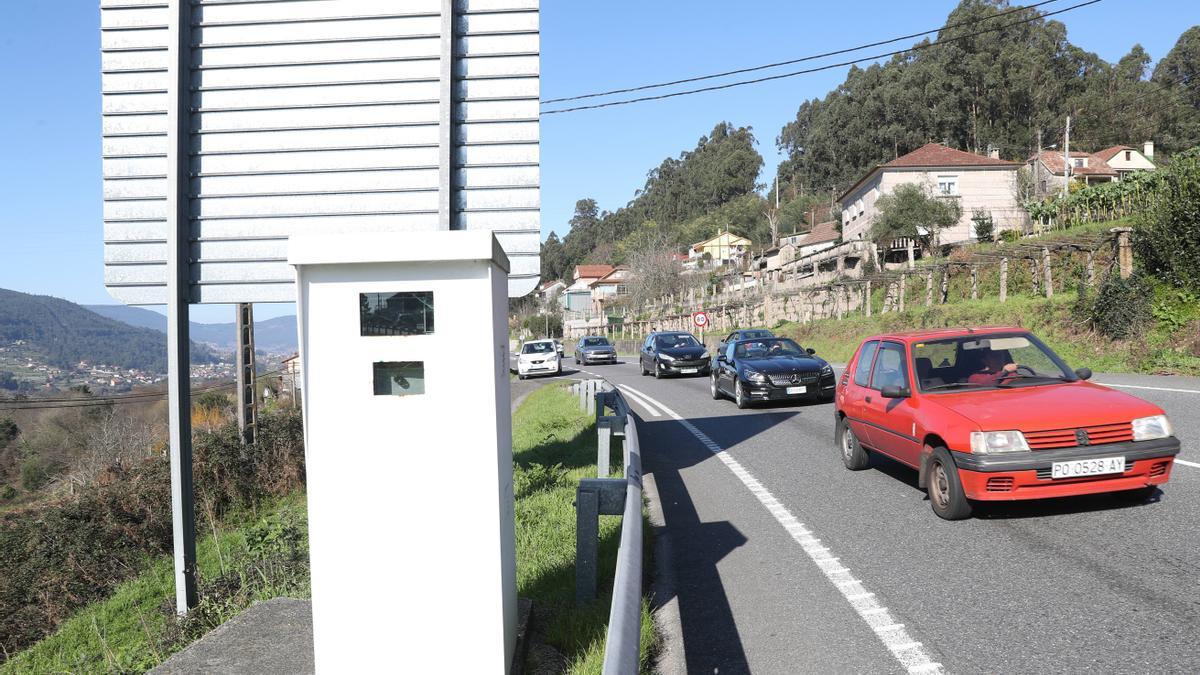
[1096,382,1200,394]
[620,383,943,675]
[1176,459,1200,469]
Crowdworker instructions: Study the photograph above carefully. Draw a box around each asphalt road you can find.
[563,360,1200,674]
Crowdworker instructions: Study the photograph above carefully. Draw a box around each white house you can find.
[839,143,1028,248]
[1093,142,1156,179]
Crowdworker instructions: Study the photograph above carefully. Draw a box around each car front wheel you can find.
[654,361,664,379]
[710,374,722,400]
[927,446,972,520]
[735,380,749,409]
[838,418,869,470]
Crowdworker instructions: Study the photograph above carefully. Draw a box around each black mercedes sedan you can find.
[574,335,617,365]
[711,337,835,408]
[640,331,710,379]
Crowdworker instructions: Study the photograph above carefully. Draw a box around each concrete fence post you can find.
[1042,247,1053,298]
[578,380,586,410]
[970,266,979,300]
[1086,250,1096,289]
[925,271,934,307]
[999,257,1009,303]
[940,268,950,304]
[1031,257,1041,296]
[1112,228,1133,279]
[586,381,596,417]
[864,280,873,317]
[898,275,907,312]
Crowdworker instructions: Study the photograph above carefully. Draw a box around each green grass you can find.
[1,493,310,674]
[512,384,658,674]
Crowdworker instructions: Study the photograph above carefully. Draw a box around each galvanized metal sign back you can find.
[102,0,540,303]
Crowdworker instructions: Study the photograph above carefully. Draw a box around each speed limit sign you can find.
[693,311,709,328]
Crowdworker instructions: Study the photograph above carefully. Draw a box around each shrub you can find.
[1089,274,1153,340]
[194,391,232,413]
[0,408,305,660]
[1134,147,1200,290]
[18,453,60,491]
[998,228,1022,243]
[0,484,15,502]
[971,209,994,243]
[0,418,17,449]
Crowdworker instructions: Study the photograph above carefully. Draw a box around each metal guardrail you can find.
[568,379,644,675]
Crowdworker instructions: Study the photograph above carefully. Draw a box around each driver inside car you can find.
[967,349,1019,385]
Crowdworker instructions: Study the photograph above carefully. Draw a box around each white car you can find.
[517,339,562,379]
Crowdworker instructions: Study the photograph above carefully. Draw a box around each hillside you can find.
[0,288,218,374]
[86,305,298,353]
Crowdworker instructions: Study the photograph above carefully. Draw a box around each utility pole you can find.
[236,303,257,446]
[1061,115,1071,198]
[1035,128,1043,200]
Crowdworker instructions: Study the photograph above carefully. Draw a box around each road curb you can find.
[642,468,686,675]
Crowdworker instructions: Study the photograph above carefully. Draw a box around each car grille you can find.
[670,359,707,367]
[767,373,819,387]
[1024,422,1133,450]
[1036,459,1134,479]
[1150,461,1170,477]
[986,477,1014,492]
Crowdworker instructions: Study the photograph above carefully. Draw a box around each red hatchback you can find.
[835,328,1180,519]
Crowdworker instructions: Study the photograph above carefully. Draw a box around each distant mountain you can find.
[1,288,220,373]
[86,305,298,353]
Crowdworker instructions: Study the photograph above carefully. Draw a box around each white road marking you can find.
[615,384,662,418]
[621,384,943,675]
[1176,459,1200,469]
[1096,382,1200,394]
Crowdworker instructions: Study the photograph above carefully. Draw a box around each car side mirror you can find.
[806,348,816,355]
[880,385,911,399]
[1074,367,1093,381]
[717,354,728,363]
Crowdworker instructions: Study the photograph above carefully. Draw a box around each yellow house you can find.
[690,230,752,266]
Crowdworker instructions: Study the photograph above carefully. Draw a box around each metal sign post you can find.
[236,303,257,446]
[164,0,196,614]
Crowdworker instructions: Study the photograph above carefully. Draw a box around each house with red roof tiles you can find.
[1029,141,1156,193]
[838,143,1029,250]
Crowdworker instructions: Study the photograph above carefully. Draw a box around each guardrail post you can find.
[586,380,596,416]
[578,379,586,410]
[575,483,599,604]
[596,416,617,478]
[575,478,627,605]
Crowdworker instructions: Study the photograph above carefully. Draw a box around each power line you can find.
[541,0,1103,115]
[541,0,1067,106]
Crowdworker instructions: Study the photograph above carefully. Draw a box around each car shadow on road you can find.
[972,487,1163,519]
[636,407,823,675]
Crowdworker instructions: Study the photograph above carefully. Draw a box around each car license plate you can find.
[681,367,698,374]
[1051,456,1125,479]
[786,386,807,394]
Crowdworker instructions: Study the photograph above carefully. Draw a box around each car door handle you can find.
[865,395,872,403]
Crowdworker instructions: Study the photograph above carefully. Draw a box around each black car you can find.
[640,331,710,379]
[712,328,775,369]
[574,335,617,365]
[711,337,835,408]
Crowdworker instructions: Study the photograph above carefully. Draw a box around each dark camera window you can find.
[373,362,425,396]
[360,292,434,336]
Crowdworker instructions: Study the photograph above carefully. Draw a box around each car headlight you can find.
[659,353,675,362]
[1132,414,1172,441]
[700,350,710,359]
[743,368,767,384]
[820,364,833,376]
[970,431,1030,454]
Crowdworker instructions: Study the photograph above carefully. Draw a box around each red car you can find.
[835,328,1180,520]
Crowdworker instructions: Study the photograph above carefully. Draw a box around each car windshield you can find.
[656,334,699,349]
[522,342,554,354]
[912,333,1072,392]
[740,330,773,339]
[735,338,805,359]
[582,337,609,347]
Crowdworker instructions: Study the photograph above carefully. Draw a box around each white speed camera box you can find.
[291,230,516,671]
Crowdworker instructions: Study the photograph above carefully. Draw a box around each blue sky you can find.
[0,0,1196,322]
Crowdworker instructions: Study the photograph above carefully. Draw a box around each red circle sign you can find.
[693,311,709,328]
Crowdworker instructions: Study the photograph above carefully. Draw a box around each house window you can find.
[616,284,629,296]
[1073,158,1085,168]
[937,175,958,195]
[1125,151,1132,161]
